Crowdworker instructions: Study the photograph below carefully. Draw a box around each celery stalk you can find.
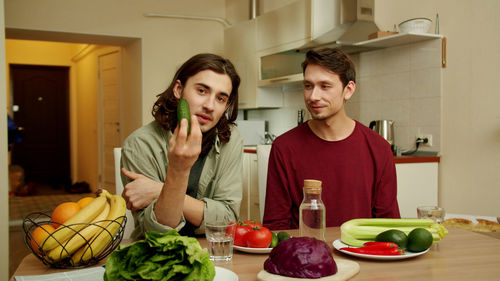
[340,218,448,247]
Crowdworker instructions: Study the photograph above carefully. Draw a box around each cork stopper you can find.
[303,179,322,194]
[304,179,322,188]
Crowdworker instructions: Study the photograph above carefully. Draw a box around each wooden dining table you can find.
[11,227,500,281]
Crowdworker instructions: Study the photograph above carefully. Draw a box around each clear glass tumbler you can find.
[205,221,236,262]
[417,206,445,224]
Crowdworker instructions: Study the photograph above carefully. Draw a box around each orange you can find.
[30,224,55,254]
[51,202,81,228]
[77,196,94,209]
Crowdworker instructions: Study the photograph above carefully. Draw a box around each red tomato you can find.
[243,220,263,228]
[247,226,272,248]
[234,225,251,247]
[225,222,237,236]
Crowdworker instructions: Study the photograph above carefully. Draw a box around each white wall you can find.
[5,0,227,125]
[374,0,500,222]
[0,1,9,278]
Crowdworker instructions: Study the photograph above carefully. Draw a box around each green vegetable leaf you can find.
[104,230,215,281]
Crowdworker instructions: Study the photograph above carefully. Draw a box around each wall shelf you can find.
[311,32,444,53]
[350,32,443,48]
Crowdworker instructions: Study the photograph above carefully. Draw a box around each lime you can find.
[407,228,433,252]
[270,232,279,248]
[375,229,408,249]
[277,231,290,242]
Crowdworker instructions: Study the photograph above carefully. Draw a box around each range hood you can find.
[299,0,380,50]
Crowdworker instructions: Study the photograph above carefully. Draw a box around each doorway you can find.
[10,65,71,193]
[98,50,122,192]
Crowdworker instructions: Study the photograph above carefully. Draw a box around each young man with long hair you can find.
[121,53,243,237]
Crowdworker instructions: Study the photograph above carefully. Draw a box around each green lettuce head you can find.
[104,230,215,281]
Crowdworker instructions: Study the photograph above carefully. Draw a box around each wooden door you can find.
[10,65,71,188]
[98,51,122,192]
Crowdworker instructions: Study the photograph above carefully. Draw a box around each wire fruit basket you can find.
[23,212,127,268]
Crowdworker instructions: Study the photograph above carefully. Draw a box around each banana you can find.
[71,194,126,263]
[46,201,111,261]
[41,195,107,251]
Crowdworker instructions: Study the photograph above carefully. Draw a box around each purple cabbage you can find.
[263,237,337,278]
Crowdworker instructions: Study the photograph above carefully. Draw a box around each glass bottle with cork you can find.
[299,179,326,241]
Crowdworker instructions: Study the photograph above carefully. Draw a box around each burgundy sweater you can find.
[263,121,400,230]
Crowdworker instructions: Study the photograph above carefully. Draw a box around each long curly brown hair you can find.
[152,53,240,154]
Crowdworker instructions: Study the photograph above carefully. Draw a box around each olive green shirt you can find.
[121,121,243,238]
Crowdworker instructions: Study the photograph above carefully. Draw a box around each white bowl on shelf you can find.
[398,18,432,34]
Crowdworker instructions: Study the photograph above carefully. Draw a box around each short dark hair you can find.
[301,48,356,88]
[152,53,240,154]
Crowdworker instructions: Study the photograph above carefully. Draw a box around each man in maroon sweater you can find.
[263,48,400,230]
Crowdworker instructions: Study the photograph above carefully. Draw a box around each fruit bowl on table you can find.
[23,212,127,268]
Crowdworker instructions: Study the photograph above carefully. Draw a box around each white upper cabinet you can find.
[256,0,312,55]
[224,19,257,108]
[224,20,284,109]
[256,0,377,56]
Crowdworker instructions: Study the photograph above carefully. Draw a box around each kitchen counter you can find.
[243,146,257,153]
[11,227,500,280]
[245,146,441,164]
[394,155,440,164]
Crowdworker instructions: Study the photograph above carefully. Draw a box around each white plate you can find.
[332,239,429,260]
[215,266,238,281]
[233,245,272,254]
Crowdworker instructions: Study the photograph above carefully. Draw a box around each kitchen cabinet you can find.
[240,151,260,222]
[255,0,380,56]
[396,162,439,218]
[256,0,365,55]
[257,145,272,221]
[224,20,283,109]
[256,0,311,55]
[240,145,271,222]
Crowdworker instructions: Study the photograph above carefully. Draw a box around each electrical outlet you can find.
[416,134,433,147]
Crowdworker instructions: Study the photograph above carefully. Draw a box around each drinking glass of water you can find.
[205,221,236,262]
[417,206,445,224]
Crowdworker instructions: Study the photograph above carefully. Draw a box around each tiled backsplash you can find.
[349,39,442,152]
[240,39,442,152]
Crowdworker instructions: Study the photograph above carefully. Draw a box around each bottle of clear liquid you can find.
[299,179,326,241]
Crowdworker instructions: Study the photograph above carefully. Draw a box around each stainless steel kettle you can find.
[369,120,394,145]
